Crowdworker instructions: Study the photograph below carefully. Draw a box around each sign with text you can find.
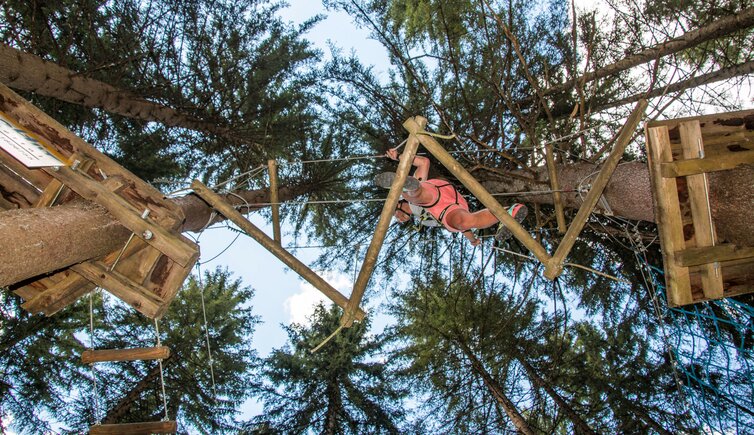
[0,112,63,167]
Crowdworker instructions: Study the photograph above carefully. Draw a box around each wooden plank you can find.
[647,108,754,129]
[679,120,723,299]
[661,149,754,178]
[675,244,754,267]
[88,421,177,435]
[646,125,693,306]
[191,180,366,322]
[43,165,198,267]
[21,272,92,314]
[73,261,164,318]
[544,100,647,280]
[543,142,567,233]
[0,160,40,207]
[81,346,170,364]
[403,117,553,265]
[34,156,94,207]
[268,159,282,244]
[341,123,422,327]
[0,82,184,229]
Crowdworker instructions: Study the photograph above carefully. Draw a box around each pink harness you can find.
[416,179,469,232]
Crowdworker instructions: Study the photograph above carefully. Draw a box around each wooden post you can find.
[191,180,366,321]
[402,117,553,266]
[544,99,647,280]
[646,125,693,306]
[340,118,424,327]
[42,165,198,267]
[268,159,282,244]
[544,143,567,233]
[679,120,723,299]
[81,346,170,364]
[88,421,177,435]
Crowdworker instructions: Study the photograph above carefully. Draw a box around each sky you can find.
[194,1,393,420]
[196,0,613,423]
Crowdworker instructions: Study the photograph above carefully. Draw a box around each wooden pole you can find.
[339,117,425,327]
[81,346,170,364]
[191,180,365,321]
[402,117,553,266]
[646,125,693,306]
[544,143,567,233]
[268,159,281,244]
[679,120,723,299]
[544,99,647,280]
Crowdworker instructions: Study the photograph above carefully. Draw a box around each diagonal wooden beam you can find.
[191,180,366,321]
[340,117,424,328]
[544,100,647,280]
[402,118,552,266]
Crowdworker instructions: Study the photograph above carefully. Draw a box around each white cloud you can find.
[284,271,353,325]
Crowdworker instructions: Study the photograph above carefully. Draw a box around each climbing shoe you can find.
[495,203,528,242]
[374,172,421,192]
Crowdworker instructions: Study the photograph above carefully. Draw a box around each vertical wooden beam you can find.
[544,142,567,233]
[191,180,366,321]
[340,117,425,327]
[403,118,553,266]
[646,125,693,306]
[268,159,281,244]
[679,120,724,299]
[544,100,647,280]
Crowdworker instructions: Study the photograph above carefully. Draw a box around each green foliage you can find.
[0,268,258,434]
[250,303,407,434]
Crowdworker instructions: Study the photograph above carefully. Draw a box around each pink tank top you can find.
[418,179,469,232]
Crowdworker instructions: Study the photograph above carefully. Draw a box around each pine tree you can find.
[249,303,407,434]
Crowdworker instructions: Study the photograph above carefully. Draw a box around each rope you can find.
[489,243,629,284]
[310,324,345,354]
[154,319,169,421]
[88,289,101,425]
[196,263,218,397]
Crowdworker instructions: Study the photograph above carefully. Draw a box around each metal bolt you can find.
[71,160,81,171]
[142,230,153,240]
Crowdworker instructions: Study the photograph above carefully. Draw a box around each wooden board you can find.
[645,108,754,305]
[0,82,199,318]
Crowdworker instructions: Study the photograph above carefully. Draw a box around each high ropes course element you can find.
[189,101,648,350]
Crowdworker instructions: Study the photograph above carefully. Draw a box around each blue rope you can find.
[638,254,754,432]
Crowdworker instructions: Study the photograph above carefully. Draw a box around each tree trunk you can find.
[481,162,754,247]
[0,43,234,139]
[0,184,312,288]
[517,358,597,435]
[101,354,176,424]
[457,341,535,435]
[540,7,754,99]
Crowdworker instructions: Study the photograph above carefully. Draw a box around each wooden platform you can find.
[0,82,198,318]
[645,109,754,306]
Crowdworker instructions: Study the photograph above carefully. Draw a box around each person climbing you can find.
[376,147,527,246]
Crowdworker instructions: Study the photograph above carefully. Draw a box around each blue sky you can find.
[194,1,392,420]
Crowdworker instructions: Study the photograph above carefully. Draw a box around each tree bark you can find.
[0,184,313,288]
[0,43,234,139]
[540,7,754,98]
[101,354,176,424]
[517,358,597,435]
[481,162,754,247]
[457,341,535,435]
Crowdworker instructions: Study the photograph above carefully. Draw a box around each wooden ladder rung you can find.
[81,346,170,364]
[89,420,177,434]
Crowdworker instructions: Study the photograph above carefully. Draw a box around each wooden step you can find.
[89,420,177,434]
[81,346,170,364]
